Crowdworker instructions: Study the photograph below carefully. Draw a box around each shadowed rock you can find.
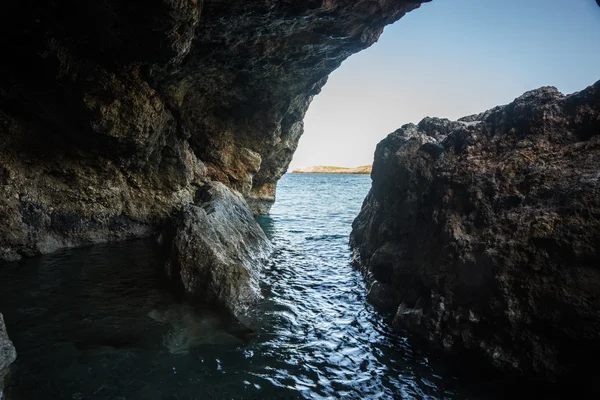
[0,313,17,391]
[166,182,272,316]
[0,0,428,260]
[351,81,600,380]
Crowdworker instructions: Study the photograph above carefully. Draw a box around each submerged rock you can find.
[148,304,248,354]
[351,81,600,380]
[0,313,16,390]
[166,182,271,316]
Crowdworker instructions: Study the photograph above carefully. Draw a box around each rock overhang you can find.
[0,0,429,259]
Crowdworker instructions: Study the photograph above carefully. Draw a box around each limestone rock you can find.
[351,81,600,380]
[0,313,17,387]
[166,182,272,316]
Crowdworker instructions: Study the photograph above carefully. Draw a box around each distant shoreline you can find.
[291,165,372,175]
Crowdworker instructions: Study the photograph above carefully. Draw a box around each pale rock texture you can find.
[166,182,272,316]
[351,81,600,380]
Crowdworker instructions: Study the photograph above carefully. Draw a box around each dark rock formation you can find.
[0,0,427,260]
[0,313,17,390]
[351,81,600,380]
[166,182,271,316]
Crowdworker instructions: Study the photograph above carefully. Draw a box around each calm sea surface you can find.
[0,174,498,399]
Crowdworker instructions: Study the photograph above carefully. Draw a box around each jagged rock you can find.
[0,0,427,259]
[351,81,600,380]
[0,313,17,388]
[166,182,271,316]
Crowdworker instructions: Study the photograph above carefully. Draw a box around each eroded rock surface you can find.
[351,81,600,380]
[0,0,427,260]
[0,313,17,389]
[166,182,271,316]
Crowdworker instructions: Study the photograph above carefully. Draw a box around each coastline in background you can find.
[291,165,372,174]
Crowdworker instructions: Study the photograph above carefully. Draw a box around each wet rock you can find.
[0,313,17,389]
[351,81,600,380]
[0,0,427,259]
[166,182,272,316]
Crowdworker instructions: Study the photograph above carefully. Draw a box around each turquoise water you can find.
[1,174,492,399]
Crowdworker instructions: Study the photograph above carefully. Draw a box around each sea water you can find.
[0,174,499,399]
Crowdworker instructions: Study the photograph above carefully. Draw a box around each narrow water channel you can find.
[1,174,498,399]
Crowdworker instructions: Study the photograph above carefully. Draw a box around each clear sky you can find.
[289,0,600,169]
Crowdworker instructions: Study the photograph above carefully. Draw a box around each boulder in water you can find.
[166,182,271,317]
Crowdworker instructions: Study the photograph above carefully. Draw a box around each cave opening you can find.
[1,0,600,398]
[289,0,600,173]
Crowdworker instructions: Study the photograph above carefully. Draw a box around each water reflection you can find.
[0,175,498,399]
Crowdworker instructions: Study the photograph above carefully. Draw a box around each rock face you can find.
[0,313,17,387]
[166,182,271,316]
[0,0,427,260]
[351,81,600,380]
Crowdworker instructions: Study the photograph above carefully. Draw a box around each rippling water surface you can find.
[1,174,492,399]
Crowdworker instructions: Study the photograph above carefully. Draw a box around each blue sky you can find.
[289,0,600,169]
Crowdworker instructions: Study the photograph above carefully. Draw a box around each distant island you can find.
[291,165,372,174]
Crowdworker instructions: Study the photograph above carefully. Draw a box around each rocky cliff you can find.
[0,1,429,379]
[351,82,600,380]
[0,0,426,261]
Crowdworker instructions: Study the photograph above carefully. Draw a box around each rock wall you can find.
[0,0,427,260]
[351,82,600,380]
